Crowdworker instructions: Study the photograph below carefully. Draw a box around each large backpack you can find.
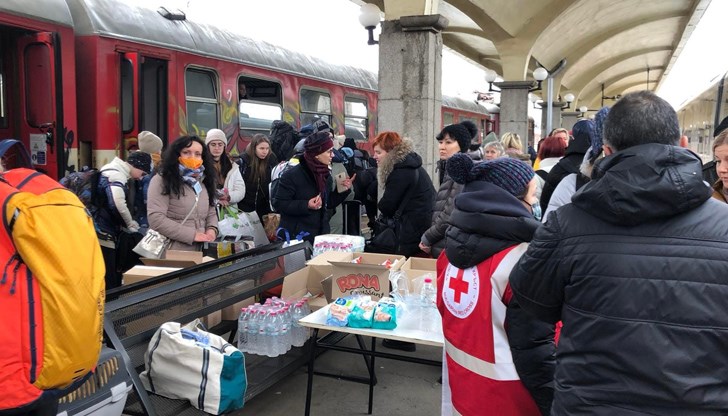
[268,157,300,212]
[268,120,300,162]
[0,168,105,412]
[60,168,124,235]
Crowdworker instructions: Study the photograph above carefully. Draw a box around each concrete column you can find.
[539,102,565,136]
[496,81,532,151]
[561,111,581,131]
[377,15,448,182]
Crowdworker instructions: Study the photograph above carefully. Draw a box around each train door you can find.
[120,53,167,157]
[14,32,64,176]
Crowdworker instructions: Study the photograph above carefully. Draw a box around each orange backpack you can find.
[0,168,105,412]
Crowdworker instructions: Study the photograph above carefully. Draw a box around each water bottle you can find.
[290,301,305,347]
[300,298,311,343]
[237,307,249,350]
[420,277,437,308]
[246,309,260,355]
[420,277,438,332]
[265,311,281,357]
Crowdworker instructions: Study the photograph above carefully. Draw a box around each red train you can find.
[0,0,497,179]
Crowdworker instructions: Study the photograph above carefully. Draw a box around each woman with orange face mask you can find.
[147,135,219,252]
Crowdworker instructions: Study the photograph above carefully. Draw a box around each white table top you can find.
[299,303,444,347]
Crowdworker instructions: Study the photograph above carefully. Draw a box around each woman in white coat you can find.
[205,128,245,206]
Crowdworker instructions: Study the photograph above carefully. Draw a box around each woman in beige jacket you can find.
[148,135,218,251]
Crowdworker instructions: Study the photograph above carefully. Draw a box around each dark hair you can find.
[159,135,216,206]
[603,90,680,151]
[537,135,567,159]
[216,148,233,183]
[245,134,273,186]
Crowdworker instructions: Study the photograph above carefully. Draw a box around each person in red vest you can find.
[436,153,555,416]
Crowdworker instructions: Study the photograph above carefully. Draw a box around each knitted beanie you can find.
[304,131,334,157]
[138,131,163,154]
[589,106,610,162]
[447,153,534,197]
[127,151,152,174]
[205,129,227,146]
[437,120,478,153]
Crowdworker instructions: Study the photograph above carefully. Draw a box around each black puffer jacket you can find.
[445,182,555,415]
[272,159,350,243]
[510,144,728,415]
[378,138,435,256]
[422,159,463,259]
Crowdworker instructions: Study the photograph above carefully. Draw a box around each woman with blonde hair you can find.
[711,129,728,203]
[501,132,525,159]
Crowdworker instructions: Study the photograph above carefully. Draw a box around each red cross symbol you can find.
[448,268,469,304]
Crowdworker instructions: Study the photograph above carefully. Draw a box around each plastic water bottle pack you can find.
[237,296,313,357]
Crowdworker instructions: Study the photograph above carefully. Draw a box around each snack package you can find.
[348,297,378,328]
[380,259,393,269]
[326,297,356,327]
[351,256,363,264]
[371,297,398,330]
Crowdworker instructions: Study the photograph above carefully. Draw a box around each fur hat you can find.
[304,131,334,157]
[447,153,534,197]
[127,151,152,174]
[138,131,163,154]
[437,120,478,153]
[589,106,610,162]
[205,129,227,146]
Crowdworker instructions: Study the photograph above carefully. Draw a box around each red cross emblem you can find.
[448,268,469,304]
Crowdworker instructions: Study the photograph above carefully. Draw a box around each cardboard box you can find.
[395,257,438,291]
[122,265,182,285]
[328,252,405,301]
[306,250,351,266]
[281,265,331,311]
[141,250,215,268]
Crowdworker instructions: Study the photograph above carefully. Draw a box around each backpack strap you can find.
[535,169,548,181]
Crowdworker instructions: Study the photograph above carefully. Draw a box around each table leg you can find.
[305,328,319,416]
[368,336,376,414]
[355,335,377,385]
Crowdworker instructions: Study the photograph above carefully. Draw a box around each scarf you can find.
[178,164,205,191]
[303,152,330,194]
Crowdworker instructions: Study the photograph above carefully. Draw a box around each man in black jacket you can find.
[509,90,728,415]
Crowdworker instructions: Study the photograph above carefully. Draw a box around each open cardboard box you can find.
[394,257,438,292]
[281,264,331,311]
[141,250,215,268]
[328,252,405,301]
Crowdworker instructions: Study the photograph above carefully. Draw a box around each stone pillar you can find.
[377,15,448,182]
[496,81,533,151]
[539,102,565,136]
[561,111,581,131]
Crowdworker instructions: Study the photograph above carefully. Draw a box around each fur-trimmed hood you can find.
[377,138,420,185]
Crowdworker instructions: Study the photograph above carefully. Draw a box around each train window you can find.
[185,68,219,134]
[24,43,53,128]
[300,89,331,126]
[443,112,454,126]
[239,101,282,132]
[345,97,368,141]
[120,58,134,133]
[237,76,282,104]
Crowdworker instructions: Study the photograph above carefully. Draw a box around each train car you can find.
[1,0,496,179]
[0,0,78,178]
[442,96,498,145]
[676,71,728,160]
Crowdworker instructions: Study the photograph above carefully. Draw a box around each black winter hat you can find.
[127,151,152,174]
[447,153,534,197]
[437,120,478,153]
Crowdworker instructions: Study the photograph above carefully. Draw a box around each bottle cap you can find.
[424,277,433,283]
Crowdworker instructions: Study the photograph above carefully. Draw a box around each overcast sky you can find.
[130,0,726,113]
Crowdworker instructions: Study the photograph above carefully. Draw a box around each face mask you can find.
[178,156,203,170]
[531,201,543,222]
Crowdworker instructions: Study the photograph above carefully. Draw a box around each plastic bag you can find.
[217,206,245,237]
